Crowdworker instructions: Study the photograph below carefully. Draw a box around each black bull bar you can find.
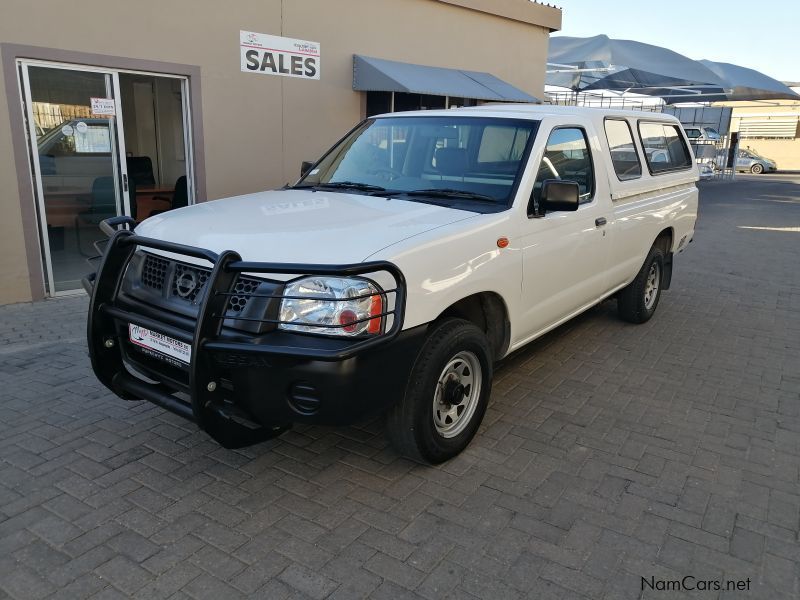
[86,217,406,448]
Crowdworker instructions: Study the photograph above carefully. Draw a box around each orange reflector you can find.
[367,294,383,334]
[497,237,509,248]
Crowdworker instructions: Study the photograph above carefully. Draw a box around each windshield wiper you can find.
[292,181,387,193]
[394,188,497,202]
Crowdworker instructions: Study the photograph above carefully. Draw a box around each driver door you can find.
[736,150,751,170]
[516,124,611,340]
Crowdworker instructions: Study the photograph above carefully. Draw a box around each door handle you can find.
[122,173,129,192]
[595,217,607,227]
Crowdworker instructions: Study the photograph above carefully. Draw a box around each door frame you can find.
[114,68,197,209]
[18,61,131,296]
[1,43,206,301]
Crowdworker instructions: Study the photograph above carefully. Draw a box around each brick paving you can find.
[1,174,799,599]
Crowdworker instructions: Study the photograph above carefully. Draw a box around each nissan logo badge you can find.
[175,271,198,298]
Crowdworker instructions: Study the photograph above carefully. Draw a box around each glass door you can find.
[116,72,194,221]
[20,63,130,295]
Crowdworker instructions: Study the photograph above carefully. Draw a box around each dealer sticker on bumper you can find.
[128,324,192,363]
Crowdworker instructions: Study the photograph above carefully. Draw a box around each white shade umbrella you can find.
[547,35,724,96]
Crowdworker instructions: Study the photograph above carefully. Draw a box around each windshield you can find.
[295,116,539,211]
[741,150,763,159]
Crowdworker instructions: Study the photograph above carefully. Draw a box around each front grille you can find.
[142,254,169,290]
[229,277,261,312]
[140,253,263,314]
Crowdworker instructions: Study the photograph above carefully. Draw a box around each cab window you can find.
[604,119,641,180]
[533,127,594,204]
[638,122,692,174]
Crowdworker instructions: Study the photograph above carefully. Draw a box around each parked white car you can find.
[86,106,698,463]
[682,125,721,141]
[698,163,715,180]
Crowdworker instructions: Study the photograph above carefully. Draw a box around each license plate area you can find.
[128,323,192,366]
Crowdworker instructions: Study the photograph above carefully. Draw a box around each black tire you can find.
[386,318,492,464]
[617,245,664,324]
[750,163,763,174]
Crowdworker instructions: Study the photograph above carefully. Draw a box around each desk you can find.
[41,185,176,226]
[136,185,173,220]
[42,191,92,228]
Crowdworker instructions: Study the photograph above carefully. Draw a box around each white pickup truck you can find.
[86,105,698,463]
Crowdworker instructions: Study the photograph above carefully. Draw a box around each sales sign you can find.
[240,30,320,80]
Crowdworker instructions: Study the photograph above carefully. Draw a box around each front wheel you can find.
[386,318,492,463]
[617,245,664,324]
[750,163,764,174]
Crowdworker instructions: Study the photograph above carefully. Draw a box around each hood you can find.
[135,189,476,264]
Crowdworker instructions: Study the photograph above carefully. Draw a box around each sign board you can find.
[129,324,191,364]
[90,97,116,116]
[240,30,320,80]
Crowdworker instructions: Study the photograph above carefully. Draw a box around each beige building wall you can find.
[735,137,800,170]
[281,0,555,183]
[0,0,560,305]
[722,95,800,170]
[0,82,28,304]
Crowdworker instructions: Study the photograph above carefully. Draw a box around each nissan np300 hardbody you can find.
[86,105,698,463]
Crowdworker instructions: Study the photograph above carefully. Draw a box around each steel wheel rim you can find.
[644,262,661,310]
[432,351,482,438]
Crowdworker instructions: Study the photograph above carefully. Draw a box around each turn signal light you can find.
[367,294,383,334]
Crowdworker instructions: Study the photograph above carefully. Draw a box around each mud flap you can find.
[662,252,673,290]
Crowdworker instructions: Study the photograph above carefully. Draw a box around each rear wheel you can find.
[750,163,764,174]
[386,318,492,463]
[617,245,664,324]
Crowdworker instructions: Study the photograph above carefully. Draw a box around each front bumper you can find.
[86,217,411,448]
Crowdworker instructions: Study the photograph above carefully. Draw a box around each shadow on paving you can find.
[0,175,798,599]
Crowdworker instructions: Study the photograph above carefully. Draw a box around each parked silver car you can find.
[712,148,777,174]
[735,148,777,174]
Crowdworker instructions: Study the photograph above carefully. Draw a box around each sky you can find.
[554,0,798,83]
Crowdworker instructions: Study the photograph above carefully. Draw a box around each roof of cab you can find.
[372,103,681,123]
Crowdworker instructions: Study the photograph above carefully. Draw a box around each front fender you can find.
[368,214,522,338]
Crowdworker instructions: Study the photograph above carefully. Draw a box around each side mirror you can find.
[300,161,314,178]
[540,179,580,213]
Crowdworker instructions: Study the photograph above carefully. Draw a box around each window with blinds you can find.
[738,117,800,139]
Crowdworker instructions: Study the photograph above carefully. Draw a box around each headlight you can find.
[278,276,384,337]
